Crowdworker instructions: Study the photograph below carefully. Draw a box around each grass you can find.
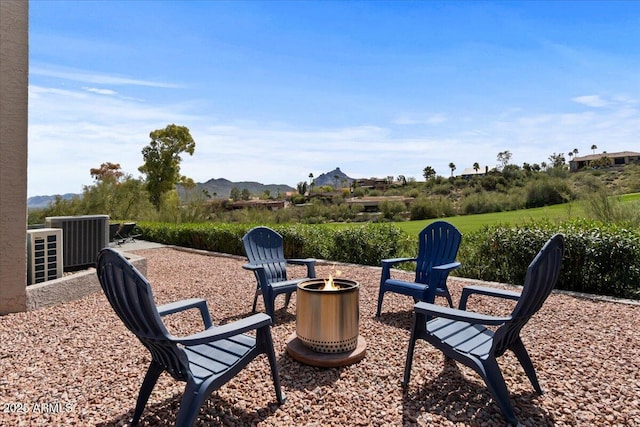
[395,192,640,236]
[320,193,640,236]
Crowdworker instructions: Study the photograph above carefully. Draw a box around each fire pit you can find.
[286,277,366,367]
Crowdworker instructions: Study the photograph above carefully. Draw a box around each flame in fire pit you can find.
[322,267,343,291]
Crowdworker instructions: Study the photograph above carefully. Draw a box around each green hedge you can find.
[137,219,640,300]
[137,221,410,267]
[458,219,640,300]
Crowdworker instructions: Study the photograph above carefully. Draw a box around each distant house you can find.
[345,196,414,213]
[354,178,390,191]
[227,199,286,210]
[460,165,490,179]
[569,151,640,171]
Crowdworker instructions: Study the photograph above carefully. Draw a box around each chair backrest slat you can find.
[415,221,462,288]
[243,226,288,282]
[96,249,189,380]
[493,234,565,356]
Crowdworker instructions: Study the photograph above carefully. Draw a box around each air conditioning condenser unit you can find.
[27,228,63,285]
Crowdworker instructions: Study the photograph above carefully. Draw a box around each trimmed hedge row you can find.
[458,219,640,300]
[137,222,410,267]
[138,219,640,300]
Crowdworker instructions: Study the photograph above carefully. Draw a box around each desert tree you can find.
[423,166,436,181]
[548,152,566,168]
[139,124,196,210]
[297,181,308,195]
[496,150,512,170]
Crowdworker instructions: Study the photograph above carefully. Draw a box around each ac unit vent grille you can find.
[45,215,109,271]
[27,228,63,285]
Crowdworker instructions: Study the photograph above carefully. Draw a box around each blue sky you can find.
[28,1,640,197]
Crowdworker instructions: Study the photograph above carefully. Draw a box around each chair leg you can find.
[174,380,208,427]
[260,326,286,404]
[511,337,543,394]
[252,286,260,312]
[263,289,276,320]
[482,358,520,427]
[443,289,454,308]
[402,319,420,386]
[283,291,292,308]
[375,288,385,317]
[131,361,163,426]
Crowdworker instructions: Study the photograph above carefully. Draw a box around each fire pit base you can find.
[285,332,366,368]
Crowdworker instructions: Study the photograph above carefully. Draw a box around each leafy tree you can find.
[448,162,456,177]
[297,181,308,195]
[548,152,566,169]
[496,150,512,170]
[397,175,407,186]
[138,124,196,210]
[423,166,436,181]
[83,162,153,220]
[590,155,613,168]
[230,187,241,201]
[241,188,251,200]
[90,162,124,184]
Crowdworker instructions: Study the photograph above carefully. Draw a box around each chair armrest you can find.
[382,257,416,267]
[287,258,315,265]
[287,258,317,278]
[432,261,461,272]
[415,301,511,326]
[242,263,262,272]
[171,313,273,346]
[380,257,416,284]
[157,298,213,329]
[458,285,521,310]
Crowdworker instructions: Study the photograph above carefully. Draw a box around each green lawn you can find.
[394,193,640,236]
[320,193,640,236]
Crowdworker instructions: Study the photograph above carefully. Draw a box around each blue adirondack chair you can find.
[96,248,285,427]
[403,234,565,426]
[242,226,316,320]
[376,221,462,317]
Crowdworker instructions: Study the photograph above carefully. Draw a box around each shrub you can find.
[379,200,406,221]
[524,176,573,208]
[409,196,455,220]
[328,223,408,266]
[458,219,640,299]
[137,221,410,267]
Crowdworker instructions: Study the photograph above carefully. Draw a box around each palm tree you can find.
[591,144,597,154]
[573,148,579,156]
[308,172,314,193]
[449,162,456,177]
[473,162,480,174]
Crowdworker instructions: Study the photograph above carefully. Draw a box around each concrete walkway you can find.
[109,239,166,252]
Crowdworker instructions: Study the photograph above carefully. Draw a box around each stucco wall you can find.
[0,1,29,313]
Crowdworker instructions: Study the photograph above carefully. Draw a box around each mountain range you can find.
[28,168,356,208]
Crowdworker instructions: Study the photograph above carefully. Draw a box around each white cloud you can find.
[393,113,448,125]
[27,80,640,197]
[572,95,608,108]
[30,65,184,88]
[83,87,118,96]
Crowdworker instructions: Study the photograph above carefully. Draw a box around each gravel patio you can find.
[1,246,639,426]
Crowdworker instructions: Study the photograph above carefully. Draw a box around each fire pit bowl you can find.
[296,278,359,353]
